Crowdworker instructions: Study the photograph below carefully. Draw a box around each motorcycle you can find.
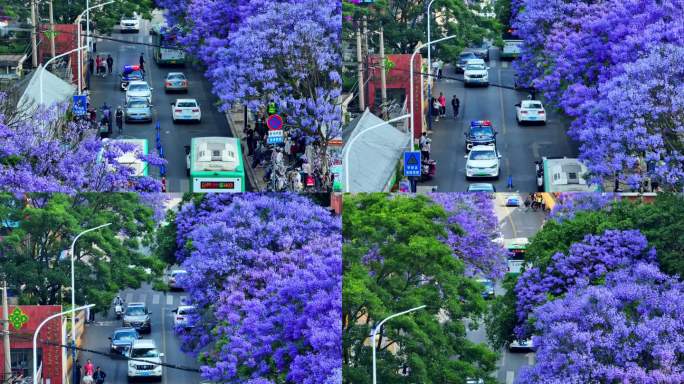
[534,160,544,191]
[115,303,124,319]
[421,159,437,181]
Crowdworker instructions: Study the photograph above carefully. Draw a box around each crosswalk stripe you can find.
[152,294,160,305]
[501,61,509,68]
[489,60,497,68]
[125,293,133,303]
[166,295,173,305]
[506,370,515,384]
[139,293,147,302]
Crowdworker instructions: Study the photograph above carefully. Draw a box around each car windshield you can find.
[525,102,543,109]
[124,70,143,78]
[177,102,196,108]
[114,330,137,340]
[178,307,195,315]
[131,348,159,358]
[128,84,148,92]
[127,101,148,108]
[125,306,146,316]
[167,74,185,80]
[466,64,486,71]
[460,53,476,61]
[469,126,493,136]
[470,150,496,160]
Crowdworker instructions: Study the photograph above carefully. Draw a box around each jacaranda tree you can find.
[0,99,165,192]
[517,262,684,383]
[172,193,341,383]
[513,0,684,188]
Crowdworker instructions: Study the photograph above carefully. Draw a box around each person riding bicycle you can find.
[115,106,123,132]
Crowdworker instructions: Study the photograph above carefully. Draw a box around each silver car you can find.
[122,302,151,333]
[164,72,188,93]
[124,97,152,123]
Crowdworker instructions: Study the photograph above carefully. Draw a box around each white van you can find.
[126,339,164,381]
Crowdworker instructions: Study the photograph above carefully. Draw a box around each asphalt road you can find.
[88,18,240,192]
[464,193,546,384]
[79,283,201,383]
[425,48,579,192]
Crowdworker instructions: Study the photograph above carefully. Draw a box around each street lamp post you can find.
[1,283,10,383]
[409,35,456,150]
[426,0,438,132]
[76,1,116,93]
[33,304,95,384]
[343,113,412,193]
[370,305,427,384]
[39,47,87,105]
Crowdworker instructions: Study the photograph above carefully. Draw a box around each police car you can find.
[119,65,144,91]
[464,120,497,151]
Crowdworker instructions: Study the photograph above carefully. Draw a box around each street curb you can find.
[224,109,264,192]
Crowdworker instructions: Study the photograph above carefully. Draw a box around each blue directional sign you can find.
[72,95,87,116]
[404,151,422,177]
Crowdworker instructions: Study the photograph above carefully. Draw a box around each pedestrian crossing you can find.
[124,292,187,307]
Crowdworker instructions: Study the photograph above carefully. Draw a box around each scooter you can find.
[115,303,124,319]
[421,159,437,181]
[534,160,544,191]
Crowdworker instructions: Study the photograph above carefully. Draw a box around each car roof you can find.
[166,72,185,77]
[175,99,197,104]
[470,145,496,151]
[522,100,543,106]
[460,51,477,56]
[127,80,148,86]
[177,305,195,311]
[113,327,137,334]
[127,302,146,307]
[466,58,485,65]
[132,339,157,348]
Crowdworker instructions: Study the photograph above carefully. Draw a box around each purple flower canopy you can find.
[173,193,341,383]
[513,0,684,188]
[0,98,165,193]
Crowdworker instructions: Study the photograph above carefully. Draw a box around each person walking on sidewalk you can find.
[432,98,441,122]
[438,92,446,118]
[139,53,145,73]
[451,95,460,118]
[84,359,95,377]
[106,55,114,75]
[93,367,106,384]
[88,56,94,74]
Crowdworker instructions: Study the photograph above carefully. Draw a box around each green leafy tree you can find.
[486,193,684,351]
[343,0,499,63]
[0,193,164,312]
[343,194,498,384]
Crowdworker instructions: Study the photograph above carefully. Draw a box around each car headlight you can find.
[488,164,498,169]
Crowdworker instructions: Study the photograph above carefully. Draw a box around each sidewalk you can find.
[224,106,267,191]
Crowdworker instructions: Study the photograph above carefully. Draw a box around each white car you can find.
[172,305,196,329]
[119,15,140,33]
[168,269,187,290]
[509,337,535,352]
[463,58,489,87]
[465,145,500,179]
[515,99,547,125]
[126,339,164,380]
[125,81,152,104]
[171,99,201,123]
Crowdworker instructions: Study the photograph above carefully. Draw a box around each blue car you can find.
[119,65,144,90]
[124,97,152,122]
[465,120,497,151]
[109,327,140,355]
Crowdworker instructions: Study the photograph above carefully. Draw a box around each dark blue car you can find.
[119,65,144,90]
[465,120,497,151]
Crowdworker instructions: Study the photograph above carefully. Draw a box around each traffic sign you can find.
[404,151,422,177]
[267,114,283,131]
[72,95,87,116]
[267,130,284,144]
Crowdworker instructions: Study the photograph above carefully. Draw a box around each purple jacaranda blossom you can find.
[549,192,619,222]
[173,193,341,383]
[517,262,684,383]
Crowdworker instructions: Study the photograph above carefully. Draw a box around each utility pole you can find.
[356,20,365,112]
[31,0,39,68]
[362,16,369,59]
[49,0,56,59]
[2,280,11,383]
[379,26,388,120]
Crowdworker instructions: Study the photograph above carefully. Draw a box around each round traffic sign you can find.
[267,114,283,131]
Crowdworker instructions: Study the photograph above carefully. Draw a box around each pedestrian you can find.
[432,98,441,122]
[420,137,431,161]
[115,106,124,133]
[88,56,94,74]
[437,60,443,80]
[84,359,95,377]
[245,126,255,156]
[438,92,446,118]
[92,40,97,52]
[106,54,114,75]
[95,56,101,75]
[139,53,145,72]
[93,367,106,384]
[74,360,82,384]
[451,95,460,118]
[524,195,531,212]
[85,69,91,89]
[82,374,93,384]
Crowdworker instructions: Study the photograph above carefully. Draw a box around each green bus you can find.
[504,237,529,274]
[154,26,186,66]
[186,137,245,192]
[100,138,149,177]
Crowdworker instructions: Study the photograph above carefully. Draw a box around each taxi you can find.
[119,65,144,91]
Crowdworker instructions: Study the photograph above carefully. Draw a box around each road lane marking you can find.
[125,293,133,302]
[139,293,148,302]
[94,320,119,326]
[502,61,509,69]
[506,370,514,384]
[498,67,507,136]
[527,352,536,365]
[166,294,173,305]
[152,294,160,304]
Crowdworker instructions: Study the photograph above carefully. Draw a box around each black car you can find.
[456,51,478,73]
[109,327,140,355]
[465,120,497,151]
